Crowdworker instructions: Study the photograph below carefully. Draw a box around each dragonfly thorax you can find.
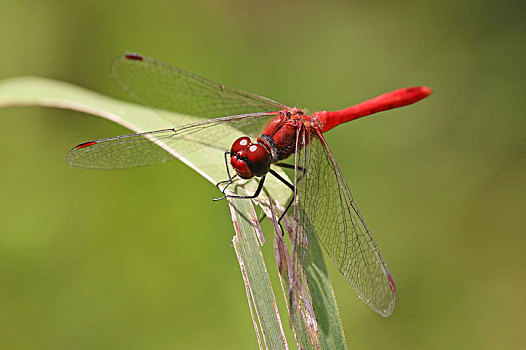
[230,136,271,179]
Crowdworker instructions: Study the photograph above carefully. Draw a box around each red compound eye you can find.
[230,137,251,154]
[246,144,270,177]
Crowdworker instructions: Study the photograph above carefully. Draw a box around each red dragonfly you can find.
[67,53,432,317]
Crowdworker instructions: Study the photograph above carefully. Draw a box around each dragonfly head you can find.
[230,137,271,179]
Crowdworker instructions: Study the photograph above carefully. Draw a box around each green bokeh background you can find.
[1,1,524,349]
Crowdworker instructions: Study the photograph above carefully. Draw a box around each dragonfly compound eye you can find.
[230,136,252,155]
[246,144,271,177]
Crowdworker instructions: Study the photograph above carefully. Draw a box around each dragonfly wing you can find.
[292,127,396,317]
[67,112,280,170]
[68,128,180,169]
[111,54,290,118]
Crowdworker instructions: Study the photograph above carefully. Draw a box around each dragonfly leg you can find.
[216,173,239,194]
[221,150,234,181]
[214,151,236,200]
[216,177,233,190]
[268,168,297,236]
[216,175,267,200]
[213,179,237,201]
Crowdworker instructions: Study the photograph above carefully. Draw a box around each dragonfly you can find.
[67,53,432,317]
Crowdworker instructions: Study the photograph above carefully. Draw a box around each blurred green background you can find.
[0,0,524,349]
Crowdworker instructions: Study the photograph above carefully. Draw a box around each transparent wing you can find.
[67,112,279,170]
[292,127,396,317]
[111,54,290,118]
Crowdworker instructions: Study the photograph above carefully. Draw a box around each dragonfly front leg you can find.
[214,150,236,200]
[214,175,267,201]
